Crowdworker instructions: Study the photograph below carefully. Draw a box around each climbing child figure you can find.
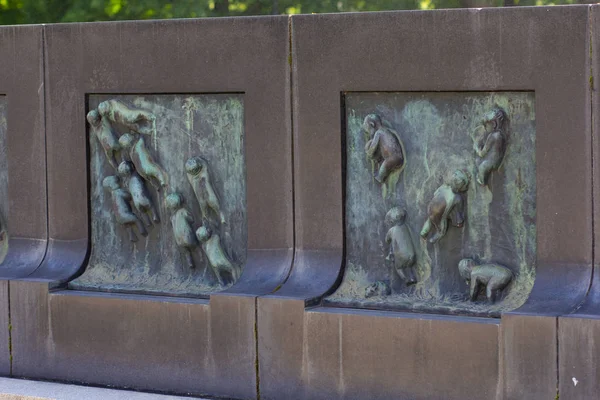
[385,207,417,286]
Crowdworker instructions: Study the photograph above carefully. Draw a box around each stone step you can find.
[0,378,208,400]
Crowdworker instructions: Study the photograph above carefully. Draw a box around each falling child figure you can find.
[166,193,199,269]
[196,226,239,286]
[185,156,226,227]
[87,109,121,169]
[102,175,147,242]
[119,133,169,191]
[97,99,156,136]
[118,161,159,227]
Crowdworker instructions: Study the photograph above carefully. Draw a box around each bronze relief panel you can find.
[326,92,536,317]
[70,94,246,297]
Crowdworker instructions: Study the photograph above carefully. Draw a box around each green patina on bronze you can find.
[328,92,536,317]
[71,94,246,297]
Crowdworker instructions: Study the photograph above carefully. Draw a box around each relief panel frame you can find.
[10,17,292,400]
[258,6,592,400]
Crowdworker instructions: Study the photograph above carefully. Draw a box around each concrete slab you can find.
[0,378,204,400]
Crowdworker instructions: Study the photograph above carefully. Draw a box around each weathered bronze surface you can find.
[70,94,246,297]
[364,280,391,298]
[327,92,536,317]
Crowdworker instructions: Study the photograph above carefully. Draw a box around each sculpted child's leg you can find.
[150,166,169,189]
[429,218,447,243]
[375,163,387,183]
[376,156,403,183]
[128,225,138,242]
[395,267,408,281]
[106,149,119,170]
[213,267,225,286]
[182,249,194,269]
[407,267,417,285]
[487,286,497,303]
[386,250,394,262]
[487,277,505,303]
[150,205,160,224]
[420,219,432,238]
[469,279,480,301]
[477,160,494,185]
[135,219,148,237]
[217,268,235,286]
[140,212,152,228]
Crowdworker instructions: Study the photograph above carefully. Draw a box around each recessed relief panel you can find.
[70,94,246,297]
[326,92,536,317]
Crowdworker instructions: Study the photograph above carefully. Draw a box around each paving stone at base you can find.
[0,378,205,400]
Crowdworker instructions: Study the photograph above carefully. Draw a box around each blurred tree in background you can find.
[0,0,594,24]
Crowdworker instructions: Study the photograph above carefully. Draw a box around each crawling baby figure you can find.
[458,258,513,304]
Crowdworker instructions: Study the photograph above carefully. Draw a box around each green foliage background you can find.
[0,0,592,25]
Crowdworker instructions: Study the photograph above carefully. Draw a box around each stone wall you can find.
[0,7,598,400]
